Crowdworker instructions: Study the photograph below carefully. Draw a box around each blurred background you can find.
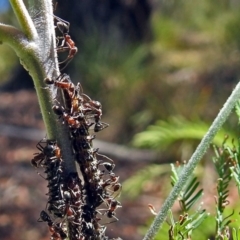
[1,0,240,239]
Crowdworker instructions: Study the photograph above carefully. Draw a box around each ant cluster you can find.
[31,16,122,240]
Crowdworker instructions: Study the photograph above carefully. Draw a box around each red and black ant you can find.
[38,210,67,240]
[53,105,82,128]
[81,100,101,120]
[66,172,83,200]
[54,16,78,70]
[100,173,121,198]
[98,196,122,221]
[105,199,121,220]
[60,188,84,227]
[96,153,115,172]
[94,121,109,132]
[45,74,75,93]
[45,75,86,116]
[31,139,61,167]
[107,182,122,199]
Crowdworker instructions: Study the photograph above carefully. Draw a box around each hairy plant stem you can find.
[0,1,76,239]
[143,81,240,240]
[10,0,37,40]
[0,0,76,175]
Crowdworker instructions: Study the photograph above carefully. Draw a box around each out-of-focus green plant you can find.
[167,163,207,240]
[122,164,170,199]
[140,162,208,240]
[132,116,236,150]
[139,137,240,240]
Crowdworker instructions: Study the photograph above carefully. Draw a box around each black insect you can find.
[38,210,67,240]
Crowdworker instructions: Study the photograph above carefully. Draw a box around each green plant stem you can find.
[143,80,240,240]
[10,0,37,40]
[0,0,76,173]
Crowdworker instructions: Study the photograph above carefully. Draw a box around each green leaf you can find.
[133,116,236,150]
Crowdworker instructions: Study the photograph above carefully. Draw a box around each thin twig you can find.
[143,80,240,240]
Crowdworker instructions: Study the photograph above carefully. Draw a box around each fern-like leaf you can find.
[133,116,236,150]
[122,164,170,199]
[171,163,203,212]
[213,140,234,238]
[168,208,209,240]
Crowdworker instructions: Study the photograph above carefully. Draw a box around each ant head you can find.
[44,143,56,156]
[63,190,71,201]
[92,101,102,109]
[103,162,115,172]
[39,210,50,222]
[94,122,109,132]
[52,105,63,116]
[56,21,69,34]
[44,77,54,85]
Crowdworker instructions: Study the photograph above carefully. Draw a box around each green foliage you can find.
[140,162,208,240]
[151,15,182,49]
[235,101,240,125]
[222,11,240,50]
[229,138,240,194]
[140,138,240,239]
[133,116,235,150]
[170,163,203,212]
[213,140,234,239]
[233,228,240,240]
[0,4,18,84]
[141,214,214,240]
[76,37,150,97]
[167,209,209,240]
[2,1,240,239]
[122,164,170,199]
[165,163,207,239]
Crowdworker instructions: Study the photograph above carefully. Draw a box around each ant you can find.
[31,139,61,167]
[72,135,95,153]
[81,98,109,132]
[98,196,122,221]
[100,173,121,197]
[45,74,75,93]
[112,183,122,195]
[70,124,89,137]
[38,210,67,240]
[61,189,83,226]
[54,16,78,70]
[94,121,109,132]
[96,153,115,173]
[47,199,66,218]
[53,105,82,128]
[107,182,122,199]
[81,100,102,121]
[110,173,120,183]
[75,93,109,129]
[67,172,83,200]
[45,76,86,116]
